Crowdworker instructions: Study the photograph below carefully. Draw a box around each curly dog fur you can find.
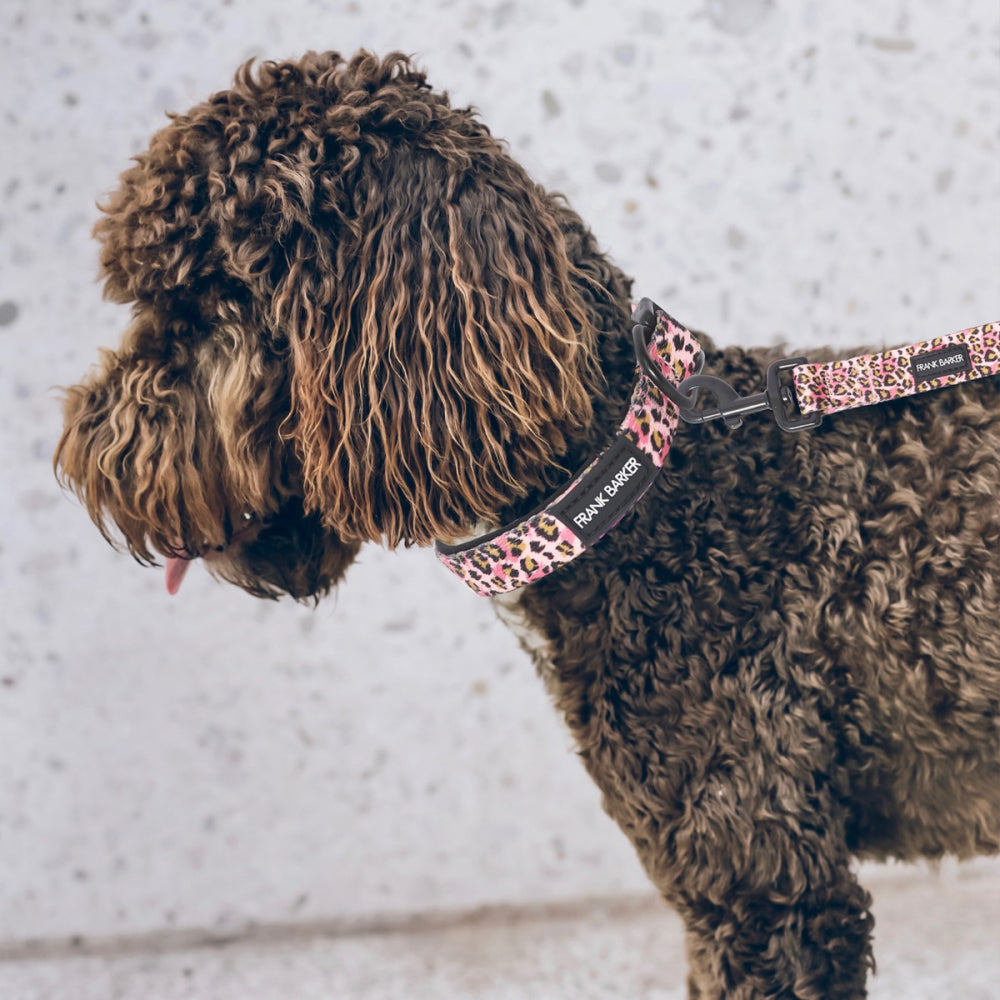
[56,52,1000,997]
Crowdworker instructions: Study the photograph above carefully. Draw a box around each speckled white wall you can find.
[1,0,998,950]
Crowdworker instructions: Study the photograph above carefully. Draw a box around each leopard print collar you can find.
[435,304,701,597]
[436,305,1000,597]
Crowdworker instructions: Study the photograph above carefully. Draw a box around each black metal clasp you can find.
[631,298,822,433]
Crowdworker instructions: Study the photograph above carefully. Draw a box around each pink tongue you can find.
[165,556,192,595]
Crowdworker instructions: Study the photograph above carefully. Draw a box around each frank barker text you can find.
[573,456,643,529]
[913,352,967,375]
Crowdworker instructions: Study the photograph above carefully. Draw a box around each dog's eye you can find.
[223,510,261,548]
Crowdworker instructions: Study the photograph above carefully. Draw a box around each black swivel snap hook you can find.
[631,298,822,433]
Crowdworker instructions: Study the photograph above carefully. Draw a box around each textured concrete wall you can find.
[1,0,998,952]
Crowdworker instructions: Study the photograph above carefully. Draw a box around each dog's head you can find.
[56,51,606,600]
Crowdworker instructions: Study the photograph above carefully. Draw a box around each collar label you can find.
[551,436,657,547]
[910,344,972,385]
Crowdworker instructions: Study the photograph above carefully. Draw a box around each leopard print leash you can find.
[437,302,999,597]
[791,322,1000,416]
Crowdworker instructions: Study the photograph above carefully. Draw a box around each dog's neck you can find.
[491,300,641,531]
[436,305,704,596]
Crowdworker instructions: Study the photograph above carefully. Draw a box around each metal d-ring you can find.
[630,298,822,433]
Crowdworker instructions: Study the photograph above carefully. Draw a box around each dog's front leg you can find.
[661,779,875,1000]
[583,692,876,998]
[677,865,874,999]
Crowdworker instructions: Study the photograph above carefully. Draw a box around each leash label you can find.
[551,437,658,547]
[910,344,972,385]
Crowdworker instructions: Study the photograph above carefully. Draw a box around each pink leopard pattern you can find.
[437,308,702,597]
[793,322,1000,416]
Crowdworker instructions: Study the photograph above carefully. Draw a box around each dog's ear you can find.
[280,127,600,547]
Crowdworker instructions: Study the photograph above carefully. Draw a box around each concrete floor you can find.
[2,860,999,999]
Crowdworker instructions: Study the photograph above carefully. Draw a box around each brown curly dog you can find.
[56,51,1000,998]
